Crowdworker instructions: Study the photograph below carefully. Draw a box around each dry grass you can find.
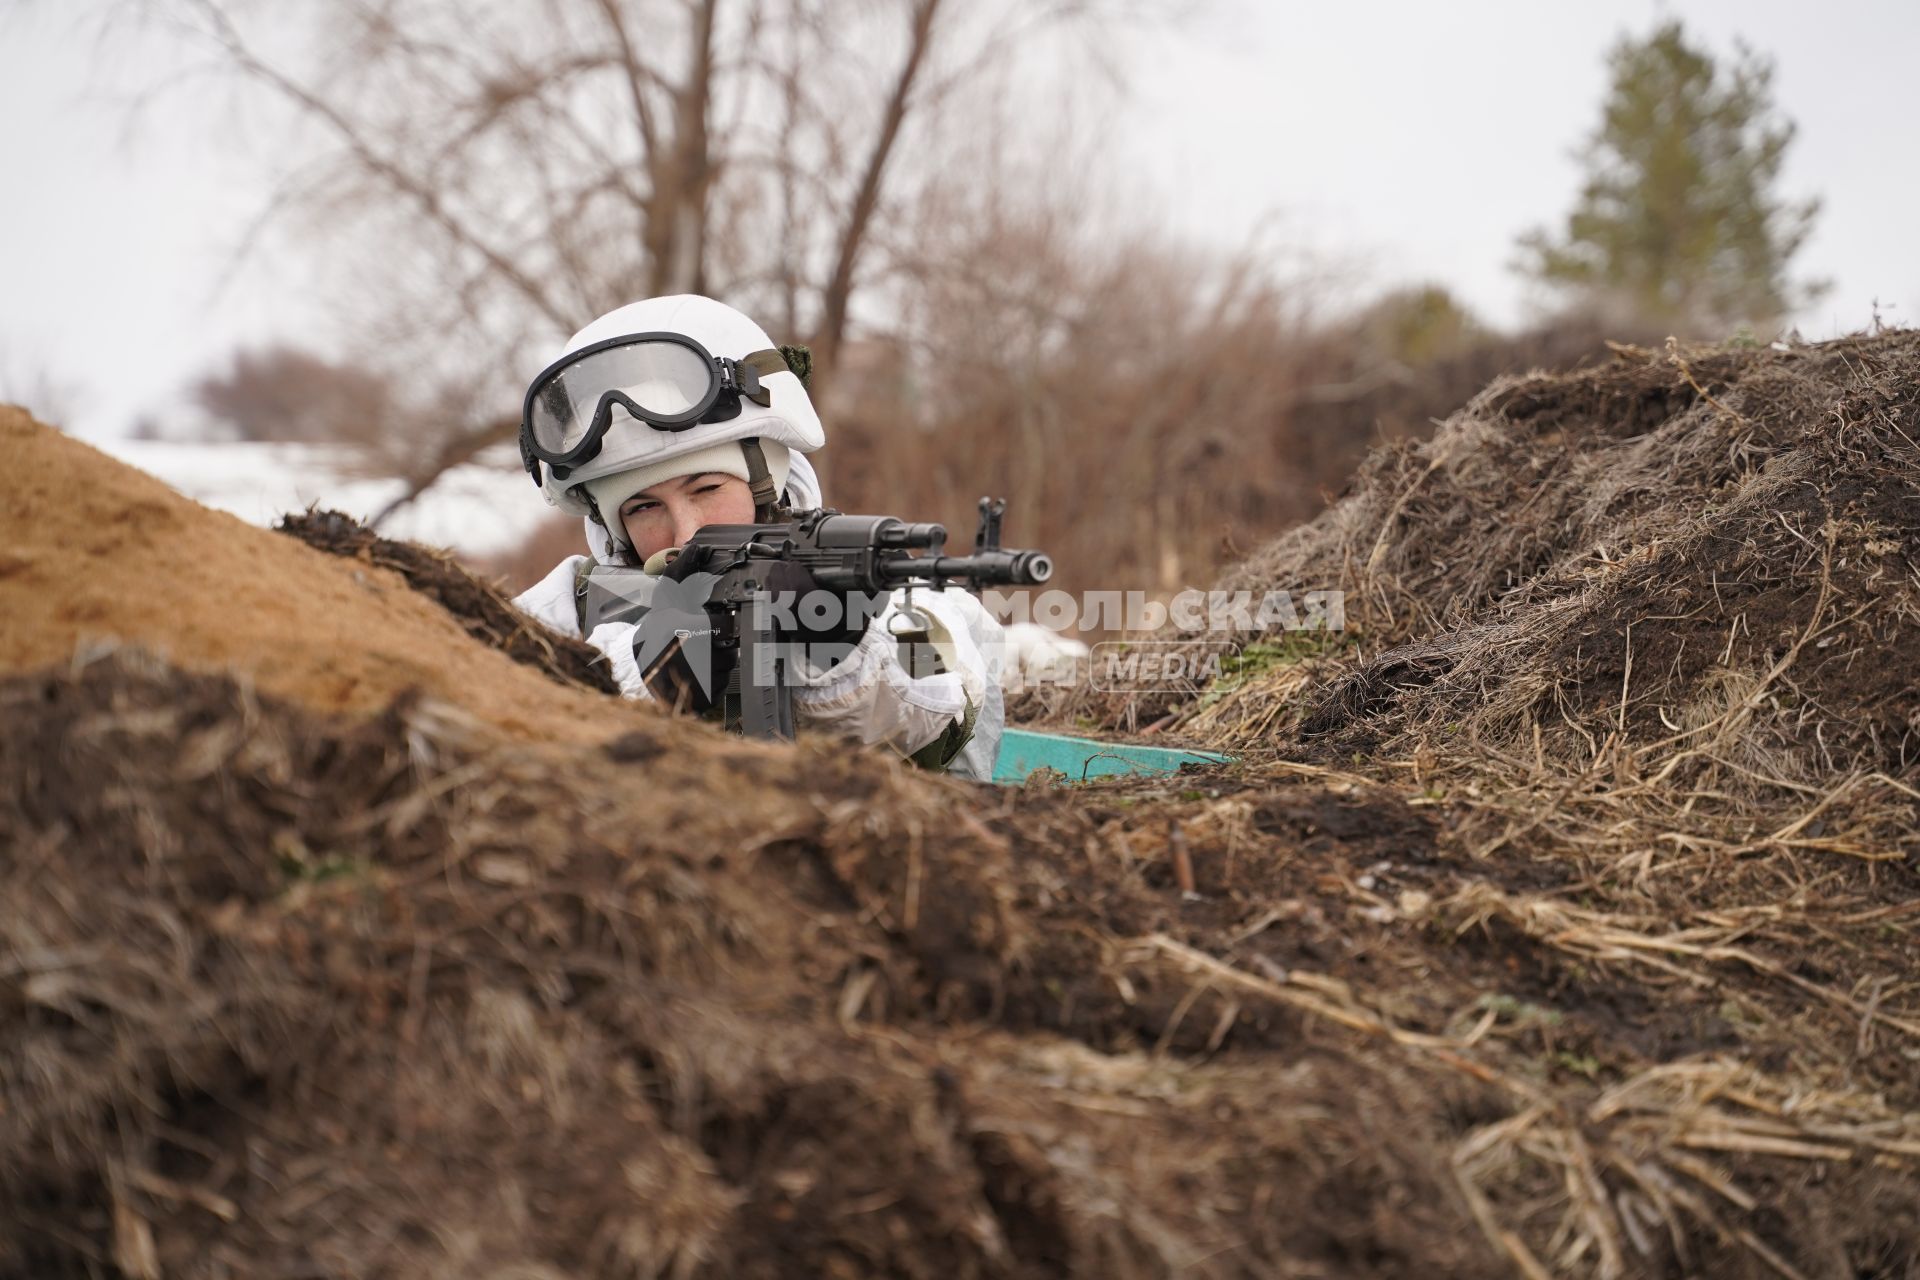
[1009,329,1920,1276]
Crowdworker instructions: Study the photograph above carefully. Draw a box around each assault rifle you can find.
[577,499,1052,739]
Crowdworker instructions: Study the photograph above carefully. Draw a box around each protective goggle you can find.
[519,332,791,481]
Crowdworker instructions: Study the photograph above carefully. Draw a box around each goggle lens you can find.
[528,339,718,455]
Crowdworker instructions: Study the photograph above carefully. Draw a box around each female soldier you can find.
[513,294,1003,779]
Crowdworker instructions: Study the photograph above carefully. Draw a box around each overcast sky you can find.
[4,0,1916,440]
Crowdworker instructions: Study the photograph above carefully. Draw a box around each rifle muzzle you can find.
[909,549,1052,586]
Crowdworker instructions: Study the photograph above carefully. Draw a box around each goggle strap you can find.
[736,349,792,408]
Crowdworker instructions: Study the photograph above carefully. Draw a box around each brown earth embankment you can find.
[5,372,1919,1280]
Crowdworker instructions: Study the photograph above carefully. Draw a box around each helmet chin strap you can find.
[582,495,640,567]
[740,437,785,520]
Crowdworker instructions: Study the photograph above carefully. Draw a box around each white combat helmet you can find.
[527,295,826,521]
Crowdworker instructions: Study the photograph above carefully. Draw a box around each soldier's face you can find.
[617,472,757,560]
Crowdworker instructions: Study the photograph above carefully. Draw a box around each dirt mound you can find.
[0,652,1502,1278]
[1298,333,1920,785]
[1073,332,1920,791]
[278,507,618,695]
[6,401,1920,1278]
[15,650,1920,1280]
[0,409,627,741]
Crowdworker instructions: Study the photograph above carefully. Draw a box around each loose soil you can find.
[278,507,619,695]
[5,334,1920,1280]
[0,409,631,741]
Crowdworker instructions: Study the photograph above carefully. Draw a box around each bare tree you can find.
[131,0,1153,514]
[193,345,399,444]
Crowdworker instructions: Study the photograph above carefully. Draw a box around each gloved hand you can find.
[658,542,717,582]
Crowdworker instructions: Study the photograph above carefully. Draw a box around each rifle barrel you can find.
[885,550,1052,587]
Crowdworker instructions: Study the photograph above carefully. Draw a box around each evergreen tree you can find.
[1516,21,1823,333]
